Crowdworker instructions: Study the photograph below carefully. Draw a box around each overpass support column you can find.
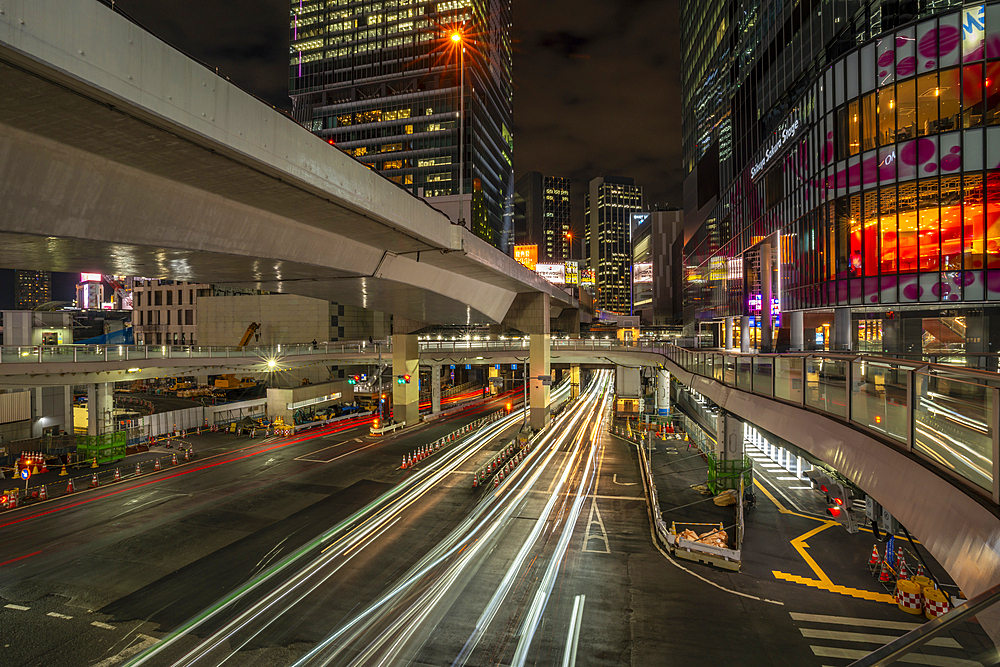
[570,365,581,399]
[834,307,852,351]
[789,311,804,351]
[87,383,113,436]
[431,364,442,414]
[530,333,551,428]
[740,316,750,353]
[655,368,670,419]
[392,335,419,425]
[724,317,734,350]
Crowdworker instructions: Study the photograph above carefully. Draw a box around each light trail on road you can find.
[124,381,571,667]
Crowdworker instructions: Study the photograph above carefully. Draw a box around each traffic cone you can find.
[868,545,880,567]
[135,462,141,475]
[59,465,67,476]
[916,562,927,578]
[8,493,16,508]
[91,457,99,468]
[494,476,500,488]
[171,453,178,465]
[472,476,478,488]
[154,458,161,471]
[66,478,75,493]
[898,557,909,580]
[878,560,893,583]
[38,485,47,501]
[114,468,121,482]
[184,448,190,461]
[91,472,99,488]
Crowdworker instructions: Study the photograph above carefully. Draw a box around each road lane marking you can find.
[561,594,585,667]
[295,441,348,462]
[774,571,896,603]
[789,612,922,630]
[810,645,979,665]
[91,621,116,630]
[612,474,636,486]
[91,634,157,667]
[799,627,961,648]
[582,498,610,553]
[47,612,73,619]
[4,604,29,610]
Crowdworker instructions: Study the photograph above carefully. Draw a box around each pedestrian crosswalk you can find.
[790,612,984,666]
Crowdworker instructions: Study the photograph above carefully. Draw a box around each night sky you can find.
[112,0,684,235]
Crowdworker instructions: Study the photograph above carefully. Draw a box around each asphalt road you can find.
[1,373,993,666]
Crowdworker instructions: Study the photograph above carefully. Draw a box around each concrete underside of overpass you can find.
[0,0,581,325]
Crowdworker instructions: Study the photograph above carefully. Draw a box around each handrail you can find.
[847,582,1000,665]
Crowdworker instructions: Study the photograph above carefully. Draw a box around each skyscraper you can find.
[585,176,643,314]
[512,172,571,262]
[14,270,51,310]
[681,0,1000,358]
[289,0,513,251]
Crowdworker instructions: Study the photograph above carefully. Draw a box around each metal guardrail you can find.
[0,340,379,364]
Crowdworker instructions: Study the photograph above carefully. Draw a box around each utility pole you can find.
[377,343,383,424]
[523,364,529,430]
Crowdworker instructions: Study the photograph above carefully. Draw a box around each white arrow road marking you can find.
[582,498,610,553]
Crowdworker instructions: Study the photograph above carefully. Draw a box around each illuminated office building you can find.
[14,270,51,310]
[586,176,643,314]
[512,172,571,262]
[289,0,513,251]
[682,0,1000,358]
[632,207,684,325]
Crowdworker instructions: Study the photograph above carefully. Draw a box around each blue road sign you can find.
[20,468,30,480]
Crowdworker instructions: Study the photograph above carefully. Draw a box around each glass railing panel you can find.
[74,346,106,362]
[804,357,848,418]
[189,347,210,358]
[105,346,126,363]
[713,354,724,382]
[1,347,33,363]
[723,356,736,386]
[850,360,909,443]
[41,346,75,363]
[145,346,167,359]
[737,357,753,391]
[914,372,994,491]
[752,356,774,396]
[774,357,803,403]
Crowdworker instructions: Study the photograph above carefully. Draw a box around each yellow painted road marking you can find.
[772,571,896,604]
[791,522,837,585]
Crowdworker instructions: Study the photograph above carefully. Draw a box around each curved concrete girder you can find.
[0,122,516,324]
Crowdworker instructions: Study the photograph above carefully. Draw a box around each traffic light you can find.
[825,481,859,533]
[396,374,411,384]
[348,375,360,385]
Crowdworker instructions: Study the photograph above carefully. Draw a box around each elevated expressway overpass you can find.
[3,337,1000,613]
[0,0,583,327]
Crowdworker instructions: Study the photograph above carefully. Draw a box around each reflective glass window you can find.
[898,181,919,272]
[938,68,961,133]
[881,185,898,274]
[919,178,941,272]
[963,173,984,270]
[987,61,1000,125]
[897,78,917,141]
[917,72,938,137]
[848,99,860,156]
[987,171,1000,268]
[878,85,896,145]
[864,190,879,276]
[850,194,863,276]
[862,92,877,151]
[963,64,985,128]
[940,175,962,270]
[835,198,851,278]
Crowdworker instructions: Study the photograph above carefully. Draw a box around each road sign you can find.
[495,364,501,370]
[20,468,30,481]
[511,364,517,369]
[538,378,552,386]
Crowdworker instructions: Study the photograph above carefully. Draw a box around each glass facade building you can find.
[512,172,571,262]
[586,176,644,315]
[289,0,513,250]
[682,0,1000,357]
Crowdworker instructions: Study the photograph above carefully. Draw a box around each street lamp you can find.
[565,231,578,261]
[450,27,466,228]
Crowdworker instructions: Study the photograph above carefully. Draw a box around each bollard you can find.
[154,458,161,471]
[38,485,47,501]
[135,462,141,475]
[91,472,99,488]
[114,468,121,482]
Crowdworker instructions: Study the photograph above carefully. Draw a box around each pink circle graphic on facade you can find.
[900,138,935,165]
[902,283,922,300]
[896,56,916,76]
[878,50,895,67]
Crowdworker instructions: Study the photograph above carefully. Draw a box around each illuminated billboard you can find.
[80,273,103,283]
[564,261,579,285]
[633,262,653,284]
[535,263,565,285]
[514,245,538,271]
